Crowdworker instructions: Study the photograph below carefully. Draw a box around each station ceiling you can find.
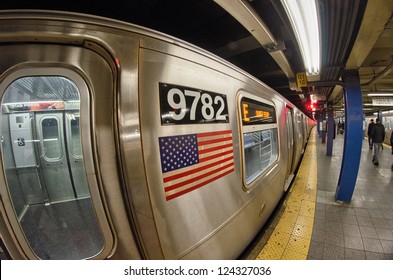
[1,0,392,118]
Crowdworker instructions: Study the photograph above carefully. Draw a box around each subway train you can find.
[0,10,314,260]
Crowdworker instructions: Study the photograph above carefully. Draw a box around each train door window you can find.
[41,117,62,160]
[69,115,82,157]
[0,74,106,259]
[239,95,278,186]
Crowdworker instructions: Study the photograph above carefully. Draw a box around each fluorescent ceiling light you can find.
[367,92,393,96]
[281,0,320,75]
[310,94,317,103]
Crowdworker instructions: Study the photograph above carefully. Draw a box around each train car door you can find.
[35,112,75,202]
[65,112,90,198]
[0,43,114,259]
[284,108,295,191]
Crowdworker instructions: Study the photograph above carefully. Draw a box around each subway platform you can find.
[247,128,393,260]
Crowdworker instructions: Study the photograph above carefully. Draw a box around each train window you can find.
[240,96,278,185]
[69,115,82,158]
[41,117,62,160]
[0,75,105,259]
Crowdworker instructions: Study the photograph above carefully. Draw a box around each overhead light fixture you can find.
[310,93,318,103]
[367,92,393,97]
[281,0,320,75]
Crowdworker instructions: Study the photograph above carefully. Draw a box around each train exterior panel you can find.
[0,11,313,260]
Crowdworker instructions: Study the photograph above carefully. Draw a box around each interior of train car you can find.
[1,76,104,259]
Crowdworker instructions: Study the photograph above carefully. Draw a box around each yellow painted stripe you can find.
[256,128,318,260]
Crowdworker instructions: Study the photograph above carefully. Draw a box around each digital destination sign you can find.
[241,98,276,125]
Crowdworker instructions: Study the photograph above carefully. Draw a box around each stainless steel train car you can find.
[0,10,314,260]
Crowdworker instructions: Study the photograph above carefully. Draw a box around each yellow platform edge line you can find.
[256,128,318,260]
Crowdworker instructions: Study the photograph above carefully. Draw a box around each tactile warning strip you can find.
[256,128,318,260]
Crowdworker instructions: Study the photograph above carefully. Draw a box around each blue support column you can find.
[326,102,334,156]
[335,69,363,203]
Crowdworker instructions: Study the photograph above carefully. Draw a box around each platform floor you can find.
[248,128,393,260]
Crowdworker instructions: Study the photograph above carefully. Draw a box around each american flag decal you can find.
[159,130,234,201]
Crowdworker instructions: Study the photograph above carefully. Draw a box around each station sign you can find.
[372,97,393,106]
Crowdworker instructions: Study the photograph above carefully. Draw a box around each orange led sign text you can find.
[241,98,275,125]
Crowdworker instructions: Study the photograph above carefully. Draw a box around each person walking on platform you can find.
[371,118,385,166]
[367,119,375,150]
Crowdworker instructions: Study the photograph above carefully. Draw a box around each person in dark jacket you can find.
[371,118,385,166]
[367,119,375,150]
